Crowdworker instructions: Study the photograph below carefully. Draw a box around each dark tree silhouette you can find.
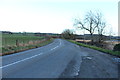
[74,11,106,44]
[62,29,75,40]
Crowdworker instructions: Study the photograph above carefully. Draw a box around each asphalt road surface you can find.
[1,39,119,78]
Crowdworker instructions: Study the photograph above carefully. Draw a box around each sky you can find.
[0,0,119,35]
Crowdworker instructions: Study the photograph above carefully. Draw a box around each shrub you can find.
[61,29,75,40]
[113,44,120,51]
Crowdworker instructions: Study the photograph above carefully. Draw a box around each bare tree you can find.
[74,11,97,44]
[74,11,106,44]
[94,12,106,42]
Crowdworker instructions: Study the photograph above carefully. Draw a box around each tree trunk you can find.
[90,33,93,45]
[99,34,103,43]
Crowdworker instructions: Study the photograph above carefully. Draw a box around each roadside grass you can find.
[2,39,53,56]
[2,34,44,47]
[68,40,120,57]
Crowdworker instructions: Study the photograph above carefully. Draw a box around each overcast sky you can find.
[0,0,119,35]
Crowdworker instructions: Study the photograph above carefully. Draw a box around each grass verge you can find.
[2,39,53,56]
[68,40,120,57]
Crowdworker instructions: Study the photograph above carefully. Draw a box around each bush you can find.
[113,44,120,51]
[61,29,75,40]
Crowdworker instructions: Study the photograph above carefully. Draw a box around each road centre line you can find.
[59,39,61,45]
[0,53,43,69]
[50,39,61,51]
[1,40,62,69]
[50,46,59,51]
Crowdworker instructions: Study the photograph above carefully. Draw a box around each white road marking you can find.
[51,39,61,51]
[50,46,59,51]
[0,53,43,69]
[60,40,62,45]
[1,39,62,69]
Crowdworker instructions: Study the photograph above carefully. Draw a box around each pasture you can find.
[1,33,52,55]
[2,34,44,47]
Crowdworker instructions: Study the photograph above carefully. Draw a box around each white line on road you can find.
[0,53,43,69]
[50,39,61,51]
[1,39,62,69]
[60,40,62,45]
[50,46,59,51]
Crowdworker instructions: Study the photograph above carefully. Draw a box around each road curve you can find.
[2,39,82,78]
[1,39,118,78]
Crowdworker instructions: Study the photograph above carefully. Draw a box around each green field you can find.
[1,33,53,55]
[2,34,44,47]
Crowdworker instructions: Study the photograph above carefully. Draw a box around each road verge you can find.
[68,40,120,57]
[2,38,54,56]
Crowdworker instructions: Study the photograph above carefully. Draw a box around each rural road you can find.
[1,39,119,78]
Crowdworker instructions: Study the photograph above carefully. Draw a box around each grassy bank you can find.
[68,40,120,57]
[2,34,44,47]
[2,39,53,56]
[1,34,53,56]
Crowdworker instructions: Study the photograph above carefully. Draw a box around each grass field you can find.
[1,33,53,56]
[2,34,44,47]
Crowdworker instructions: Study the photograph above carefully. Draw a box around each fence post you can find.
[16,40,19,46]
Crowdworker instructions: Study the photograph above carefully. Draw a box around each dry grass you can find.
[75,39,120,50]
[69,40,120,57]
[75,39,91,43]
[105,41,120,45]
[104,41,120,50]
[2,38,53,56]
[9,39,47,47]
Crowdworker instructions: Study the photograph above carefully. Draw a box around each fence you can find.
[2,34,45,47]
